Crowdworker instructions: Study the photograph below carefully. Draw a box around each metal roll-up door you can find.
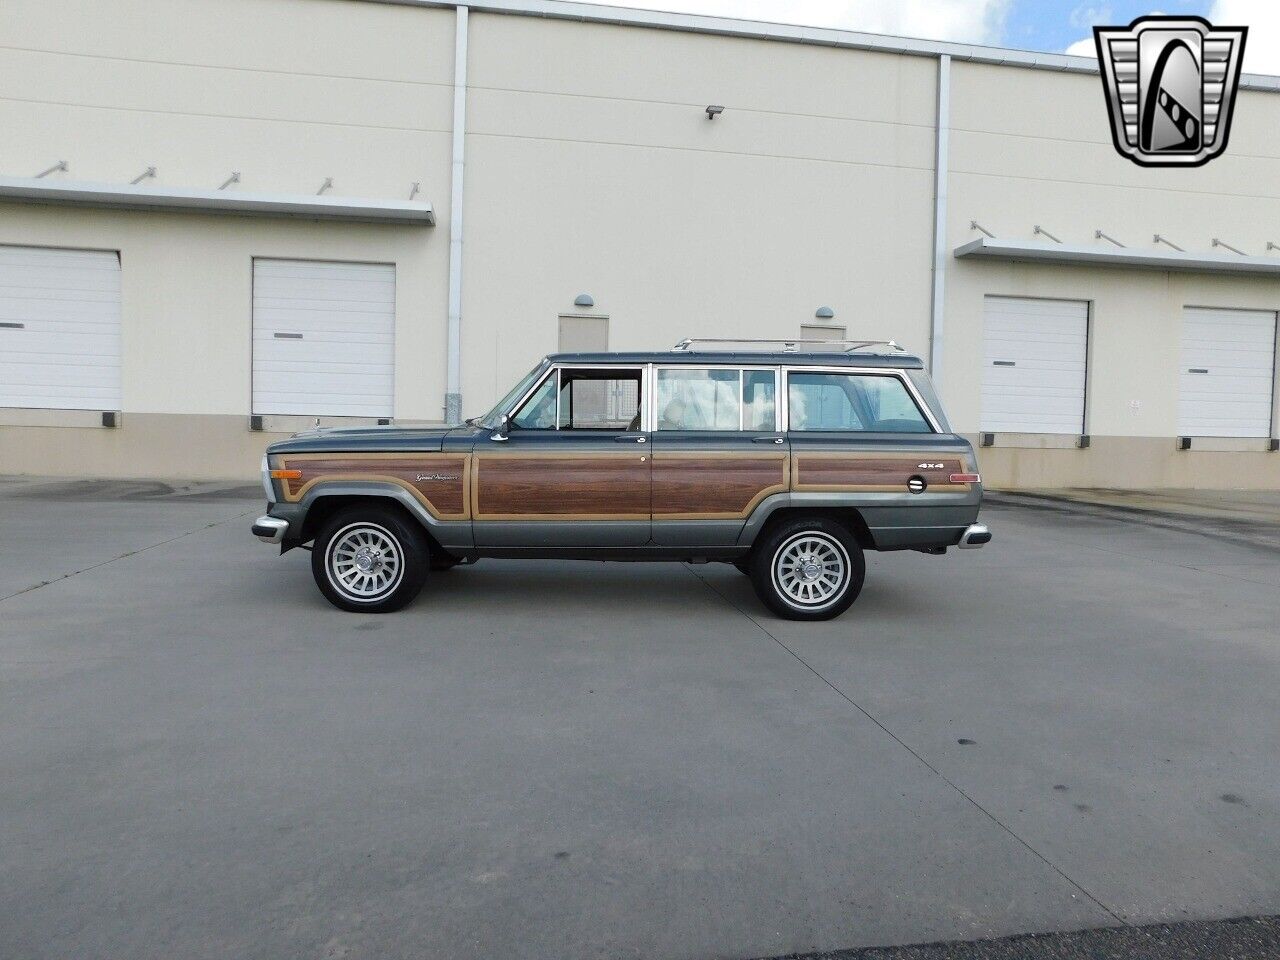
[0,245,121,410]
[252,258,395,418]
[1179,307,1277,438]
[982,296,1088,434]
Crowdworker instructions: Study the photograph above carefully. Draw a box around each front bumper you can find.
[958,522,992,549]
[252,515,290,544]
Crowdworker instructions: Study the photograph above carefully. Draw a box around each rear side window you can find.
[657,368,740,430]
[788,372,932,433]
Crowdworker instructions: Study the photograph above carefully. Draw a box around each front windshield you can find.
[473,360,549,428]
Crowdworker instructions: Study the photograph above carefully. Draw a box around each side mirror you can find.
[490,413,510,442]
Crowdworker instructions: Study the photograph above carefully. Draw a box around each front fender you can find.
[277,481,474,551]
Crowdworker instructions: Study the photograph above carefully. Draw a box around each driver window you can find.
[558,369,642,430]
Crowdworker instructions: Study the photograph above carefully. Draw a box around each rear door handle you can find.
[615,434,647,443]
[752,436,785,444]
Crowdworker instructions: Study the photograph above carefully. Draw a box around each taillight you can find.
[950,473,981,484]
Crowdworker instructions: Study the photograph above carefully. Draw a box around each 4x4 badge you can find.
[1093,16,1247,168]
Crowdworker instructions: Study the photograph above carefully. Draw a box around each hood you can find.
[266,424,459,455]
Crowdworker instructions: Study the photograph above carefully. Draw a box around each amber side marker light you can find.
[950,473,981,484]
[270,469,303,480]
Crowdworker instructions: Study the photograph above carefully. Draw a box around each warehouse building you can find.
[2,0,1280,488]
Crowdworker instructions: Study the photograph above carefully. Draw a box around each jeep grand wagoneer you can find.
[253,339,989,620]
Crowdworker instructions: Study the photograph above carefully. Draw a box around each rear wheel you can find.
[311,504,429,613]
[749,517,864,621]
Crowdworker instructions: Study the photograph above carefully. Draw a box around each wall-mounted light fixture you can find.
[815,306,835,320]
[705,105,724,119]
[574,293,594,308]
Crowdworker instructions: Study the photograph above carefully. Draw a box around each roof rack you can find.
[672,337,906,353]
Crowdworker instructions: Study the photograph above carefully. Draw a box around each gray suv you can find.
[253,339,989,620]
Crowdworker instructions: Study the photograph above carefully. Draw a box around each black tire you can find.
[311,504,429,613]
[733,557,752,576]
[749,517,864,621]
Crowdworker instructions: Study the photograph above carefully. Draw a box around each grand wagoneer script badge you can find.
[1093,16,1247,167]
[416,473,459,482]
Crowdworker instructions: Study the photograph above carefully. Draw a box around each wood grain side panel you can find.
[278,453,470,519]
[474,454,649,519]
[794,454,969,492]
[652,454,788,518]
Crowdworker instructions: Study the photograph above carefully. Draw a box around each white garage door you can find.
[252,259,395,418]
[0,245,121,410]
[982,296,1088,434]
[1179,307,1277,437]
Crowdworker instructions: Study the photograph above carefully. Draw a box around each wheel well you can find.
[297,495,445,555]
[752,507,875,552]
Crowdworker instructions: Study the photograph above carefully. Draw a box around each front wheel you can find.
[749,517,864,621]
[311,505,429,613]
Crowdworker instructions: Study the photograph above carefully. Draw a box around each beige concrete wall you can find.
[2,2,1279,489]
[975,437,1280,490]
[0,0,455,477]
[0,203,444,478]
[458,12,938,414]
[943,60,1280,487]
[0,0,456,201]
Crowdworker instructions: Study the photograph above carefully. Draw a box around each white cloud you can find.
[1211,0,1280,75]
[1065,36,1098,57]
[583,0,1011,45]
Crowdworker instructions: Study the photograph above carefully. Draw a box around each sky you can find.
[582,0,1280,75]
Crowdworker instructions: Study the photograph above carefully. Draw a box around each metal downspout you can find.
[929,53,950,381]
[444,5,468,423]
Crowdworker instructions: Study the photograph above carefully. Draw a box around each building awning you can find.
[0,176,434,226]
[954,236,1280,276]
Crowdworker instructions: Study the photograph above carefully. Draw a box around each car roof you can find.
[544,351,925,369]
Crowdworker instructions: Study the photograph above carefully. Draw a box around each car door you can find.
[472,364,651,548]
[784,366,976,548]
[650,364,788,547]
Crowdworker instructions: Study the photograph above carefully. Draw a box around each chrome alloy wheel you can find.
[325,522,405,602]
[771,532,850,611]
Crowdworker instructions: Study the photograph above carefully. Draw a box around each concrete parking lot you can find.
[1,478,1277,960]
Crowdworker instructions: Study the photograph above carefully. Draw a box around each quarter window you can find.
[788,372,932,433]
[510,373,557,429]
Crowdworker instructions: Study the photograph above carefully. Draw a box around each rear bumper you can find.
[252,516,290,545]
[958,523,992,549]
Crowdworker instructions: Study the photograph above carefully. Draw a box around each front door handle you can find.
[752,436,785,444]
[615,435,647,443]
